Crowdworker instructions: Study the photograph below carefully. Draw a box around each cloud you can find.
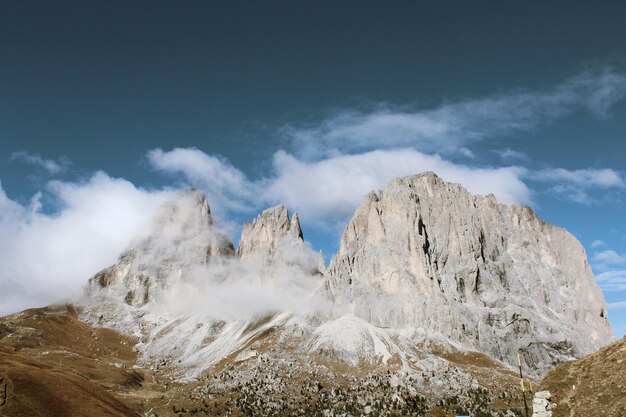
[458,147,475,159]
[153,244,327,321]
[264,149,529,223]
[593,250,626,265]
[495,148,530,162]
[282,68,626,157]
[10,150,69,174]
[4,68,626,316]
[530,168,624,204]
[148,148,253,216]
[533,168,624,188]
[607,301,626,310]
[596,270,626,292]
[591,240,606,248]
[146,147,621,233]
[0,173,173,315]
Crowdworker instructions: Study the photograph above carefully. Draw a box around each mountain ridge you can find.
[324,172,612,375]
[78,172,612,380]
[1,171,616,417]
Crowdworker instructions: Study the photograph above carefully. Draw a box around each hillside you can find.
[0,304,531,417]
[540,336,626,417]
[0,305,140,417]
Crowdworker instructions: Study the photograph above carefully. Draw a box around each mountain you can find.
[0,172,614,417]
[84,188,234,308]
[324,172,612,376]
[237,204,304,260]
[79,192,324,381]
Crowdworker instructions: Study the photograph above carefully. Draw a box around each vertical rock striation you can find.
[236,204,304,260]
[324,172,613,375]
[83,188,234,310]
[78,173,613,379]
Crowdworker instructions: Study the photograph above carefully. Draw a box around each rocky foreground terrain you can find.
[539,335,626,417]
[0,173,618,416]
[2,306,624,417]
[0,304,529,417]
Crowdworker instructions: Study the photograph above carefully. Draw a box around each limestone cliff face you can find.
[84,189,234,308]
[80,198,323,378]
[236,205,304,260]
[324,172,613,375]
[79,174,613,379]
[236,205,324,283]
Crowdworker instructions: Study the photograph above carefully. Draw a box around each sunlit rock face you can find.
[78,173,612,380]
[84,188,235,309]
[324,172,613,375]
[236,204,324,285]
[79,193,324,379]
[237,204,303,260]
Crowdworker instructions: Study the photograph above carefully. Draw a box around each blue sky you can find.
[1,1,625,337]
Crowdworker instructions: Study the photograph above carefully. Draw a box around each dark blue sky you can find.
[2,1,626,194]
[1,1,626,335]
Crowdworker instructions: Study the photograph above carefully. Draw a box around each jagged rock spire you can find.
[84,188,234,306]
[237,204,304,260]
[79,175,612,379]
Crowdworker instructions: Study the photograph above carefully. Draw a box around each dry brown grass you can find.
[0,304,142,417]
[540,336,626,417]
[0,347,140,417]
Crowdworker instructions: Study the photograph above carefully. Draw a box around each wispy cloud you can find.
[148,148,254,215]
[282,68,626,157]
[2,68,626,316]
[530,167,624,204]
[264,149,529,223]
[147,147,530,227]
[10,151,70,174]
[0,174,173,315]
[533,168,624,188]
[593,250,626,265]
[495,148,530,162]
[596,270,626,292]
[607,301,626,310]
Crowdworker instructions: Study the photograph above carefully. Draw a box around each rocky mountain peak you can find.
[79,174,613,381]
[236,204,304,259]
[325,172,613,376]
[83,189,234,308]
[133,188,213,245]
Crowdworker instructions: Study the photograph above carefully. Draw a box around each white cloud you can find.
[458,147,475,158]
[593,250,626,265]
[264,149,529,223]
[533,168,624,188]
[591,240,606,248]
[495,148,530,162]
[607,301,626,310]
[146,147,530,229]
[154,245,328,321]
[596,270,626,292]
[10,150,69,174]
[147,147,253,215]
[0,173,173,315]
[530,168,624,205]
[282,68,626,157]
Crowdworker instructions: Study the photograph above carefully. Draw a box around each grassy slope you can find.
[0,304,142,417]
[539,336,626,417]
